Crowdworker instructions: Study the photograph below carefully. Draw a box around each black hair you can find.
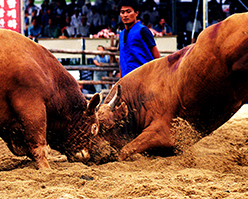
[117,0,139,12]
[98,45,105,50]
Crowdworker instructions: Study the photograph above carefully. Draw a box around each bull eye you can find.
[91,123,99,136]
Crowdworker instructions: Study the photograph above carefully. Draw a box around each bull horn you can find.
[108,84,121,110]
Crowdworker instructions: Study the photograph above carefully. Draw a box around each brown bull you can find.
[92,13,248,163]
[0,29,100,169]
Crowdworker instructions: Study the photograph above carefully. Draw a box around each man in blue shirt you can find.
[154,17,173,36]
[118,0,160,77]
[93,45,110,93]
[28,17,42,42]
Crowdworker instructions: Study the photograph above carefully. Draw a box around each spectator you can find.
[43,18,61,38]
[140,4,159,26]
[39,0,50,16]
[93,45,110,93]
[60,15,76,38]
[82,0,92,16]
[28,17,42,42]
[96,0,112,15]
[41,6,55,31]
[117,15,125,30]
[67,0,78,17]
[154,17,172,36]
[87,6,102,34]
[50,0,57,8]
[77,0,85,9]
[76,16,90,37]
[25,0,39,15]
[101,9,114,29]
[95,0,116,6]
[53,0,67,28]
[31,9,39,23]
[111,0,119,15]
[140,0,157,12]
[186,13,202,44]
[24,10,32,36]
[142,13,152,28]
[116,23,123,35]
[117,0,160,77]
[179,5,190,25]
[70,7,83,31]
[110,17,117,30]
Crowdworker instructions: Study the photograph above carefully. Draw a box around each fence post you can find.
[108,36,115,89]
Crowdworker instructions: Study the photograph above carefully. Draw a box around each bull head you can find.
[88,85,129,164]
[64,93,101,163]
[98,85,128,134]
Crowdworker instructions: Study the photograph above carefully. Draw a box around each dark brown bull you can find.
[92,13,248,163]
[0,29,100,169]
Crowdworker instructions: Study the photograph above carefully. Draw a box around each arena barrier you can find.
[37,36,177,95]
[38,36,177,64]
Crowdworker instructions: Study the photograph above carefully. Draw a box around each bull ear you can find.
[87,93,100,114]
[96,91,104,110]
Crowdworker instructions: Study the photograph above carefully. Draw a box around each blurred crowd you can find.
[25,0,122,41]
[24,0,247,48]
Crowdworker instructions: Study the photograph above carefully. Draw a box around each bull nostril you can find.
[74,149,90,162]
[75,151,83,160]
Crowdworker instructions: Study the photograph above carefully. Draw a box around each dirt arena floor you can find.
[1,105,248,199]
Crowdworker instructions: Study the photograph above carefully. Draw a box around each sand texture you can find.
[0,105,248,198]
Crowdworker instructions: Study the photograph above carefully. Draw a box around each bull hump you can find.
[167,52,181,65]
[167,46,192,69]
[208,22,221,40]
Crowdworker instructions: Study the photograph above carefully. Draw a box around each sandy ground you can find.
[1,105,248,199]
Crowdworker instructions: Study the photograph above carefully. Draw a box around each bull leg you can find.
[119,120,175,161]
[12,96,50,169]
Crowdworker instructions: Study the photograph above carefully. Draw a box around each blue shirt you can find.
[93,54,110,76]
[119,21,155,77]
[28,25,42,37]
[93,54,110,64]
[154,24,172,35]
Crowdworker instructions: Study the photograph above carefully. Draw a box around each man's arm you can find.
[150,46,160,59]
[141,27,160,59]
[118,58,122,78]
[93,59,102,66]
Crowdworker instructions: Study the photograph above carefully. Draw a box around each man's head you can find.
[66,15,71,24]
[118,0,139,28]
[81,16,87,24]
[159,18,166,26]
[97,45,105,51]
[32,17,38,27]
[31,9,37,17]
[117,0,139,12]
[48,17,55,26]
[85,0,91,4]
[97,45,105,57]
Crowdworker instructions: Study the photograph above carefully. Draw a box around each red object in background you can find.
[0,0,21,33]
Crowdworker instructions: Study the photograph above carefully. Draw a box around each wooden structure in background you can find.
[38,36,177,95]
